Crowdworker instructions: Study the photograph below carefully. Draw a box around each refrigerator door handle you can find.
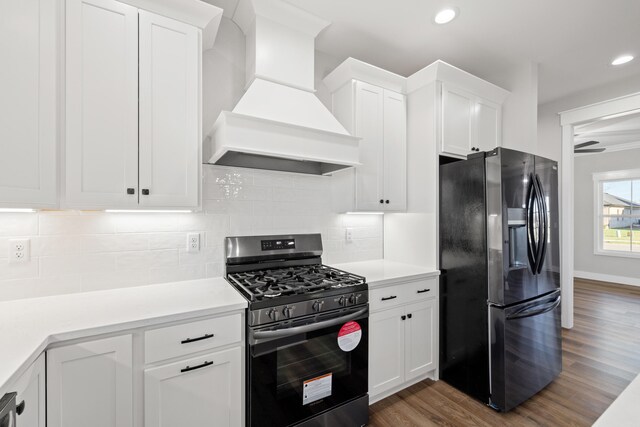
[526,174,538,274]
[506,295,561,320]
[535,174,548,274]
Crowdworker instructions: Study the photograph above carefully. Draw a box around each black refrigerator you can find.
[439,147,561,412]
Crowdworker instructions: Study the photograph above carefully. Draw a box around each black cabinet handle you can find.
[381,296,397,301]
[385,200,389,204]
[16,400,25,416]
[126,188,135,195]
[407,313,412,319]
[417,289,430,294]
[401,315,406,321]
[181,333,214,344]
[142,189,150,195]
[379,199,384,204]
[180,360,213,373]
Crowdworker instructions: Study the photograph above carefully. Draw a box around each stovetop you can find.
[227,264,365,302]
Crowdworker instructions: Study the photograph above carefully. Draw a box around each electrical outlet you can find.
[345,228,353,243]
[187,233,200,253]
[9,238,30,263]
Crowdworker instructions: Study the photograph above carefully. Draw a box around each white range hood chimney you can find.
[207,0,360,175]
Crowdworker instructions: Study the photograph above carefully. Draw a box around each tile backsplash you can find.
[0,165,383,301]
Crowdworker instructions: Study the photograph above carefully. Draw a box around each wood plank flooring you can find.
[368,279,640,426]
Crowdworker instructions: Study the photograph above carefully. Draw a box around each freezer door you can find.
[487,148,538,306]
[489,290,562,412]
[534,156,561,295]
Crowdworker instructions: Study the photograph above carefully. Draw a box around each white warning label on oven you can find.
[337,321,362,352]
[303,373,332,405]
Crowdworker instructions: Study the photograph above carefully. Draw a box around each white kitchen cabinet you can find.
[404,299,436,381]
[65,0,200,209]
[138,11,200,208]
[0,0,57,208]
[368,277,438,402]
[65,0,139,208]
[144,347,242,427]
[10,353,46,427]
[369,306,405,396]
[325,59,407,213]
[441,83,502,157]
[47,334,134,427]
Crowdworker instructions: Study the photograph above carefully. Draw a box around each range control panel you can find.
[261,238,295,251]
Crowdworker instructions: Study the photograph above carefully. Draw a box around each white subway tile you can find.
[148,264,206,284]
[0,258,39,280]
[116,250,178,271]
[0,213,39,236]
[113,213,179,233]
[39,214,115,235]
[148,232,186,250]
[82,234,149,253]
[81,269,150,292]
[40,253,116,277]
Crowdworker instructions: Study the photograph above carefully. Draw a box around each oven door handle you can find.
[252,307,368,340]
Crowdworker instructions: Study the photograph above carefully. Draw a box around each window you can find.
[593,169,640,257]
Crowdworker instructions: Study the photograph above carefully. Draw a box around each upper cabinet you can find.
[325,59,407,212]
[65,0,200,209]
[0,0,58,208]
[441,83,502,157]
[407,60,509,160]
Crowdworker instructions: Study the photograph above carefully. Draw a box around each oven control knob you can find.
[282,305,295,318]
[339,296,347,306]
[348,293,357,304]
[267,308,279,321]
[312,300,325,312]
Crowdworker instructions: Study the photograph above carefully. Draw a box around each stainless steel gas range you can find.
[225,234,369,427]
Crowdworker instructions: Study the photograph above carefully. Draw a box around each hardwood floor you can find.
[368,279,640,426]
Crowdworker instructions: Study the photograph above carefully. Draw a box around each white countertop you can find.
[594,373,640,426]
[333,259,439,288]
[0,278,247,395]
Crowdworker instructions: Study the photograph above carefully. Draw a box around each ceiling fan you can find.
[574,140,605,154]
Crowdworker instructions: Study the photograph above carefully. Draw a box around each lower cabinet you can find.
[45,313,244,427]
[11,353,46,427]
[47,335,134,427]
[144,347,242,427]
[369,294,437,401]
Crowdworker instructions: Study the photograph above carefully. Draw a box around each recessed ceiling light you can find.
[435,8,457,24]
[611,55,634,66]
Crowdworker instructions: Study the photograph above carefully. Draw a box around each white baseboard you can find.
[574,270,640,287]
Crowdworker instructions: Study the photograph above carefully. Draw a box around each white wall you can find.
[573,149,640,285]
[538,73,640,162]
[0,18,382,302]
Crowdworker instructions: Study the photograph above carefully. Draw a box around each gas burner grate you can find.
[228,264,365,301]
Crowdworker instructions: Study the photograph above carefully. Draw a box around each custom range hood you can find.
[207,0,360,175]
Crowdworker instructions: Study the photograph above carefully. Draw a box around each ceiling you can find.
[207,0,640,104]
[574,111,640,154]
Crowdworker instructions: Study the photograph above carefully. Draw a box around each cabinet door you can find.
[12,353,46,427]
[0,0,57,207]
[47,335,133,427]
[65,0,139,208]
[404,299,436,382]
[474,98,501,152]
[145,347,242,427]
[139,11,200,208]
[369,306,405,397]
[382,90,407,211]
[354,81,385,211]
[440,84,474,157]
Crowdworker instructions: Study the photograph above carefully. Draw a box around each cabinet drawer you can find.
[370,284,409,311]
[145,314,241,364]
[370,277,437,311]
[407,278,436,301]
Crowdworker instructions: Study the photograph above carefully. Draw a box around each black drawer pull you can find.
[180,360,213,373]
[407,313,412,319]
[16,400,25,416]
[381,296,397,301]
[126,188,135,195]
[142,188,150,195]
[417,289,430,294]
[181,333,214,344]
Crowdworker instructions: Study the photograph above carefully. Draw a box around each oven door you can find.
[248,306,368,427]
